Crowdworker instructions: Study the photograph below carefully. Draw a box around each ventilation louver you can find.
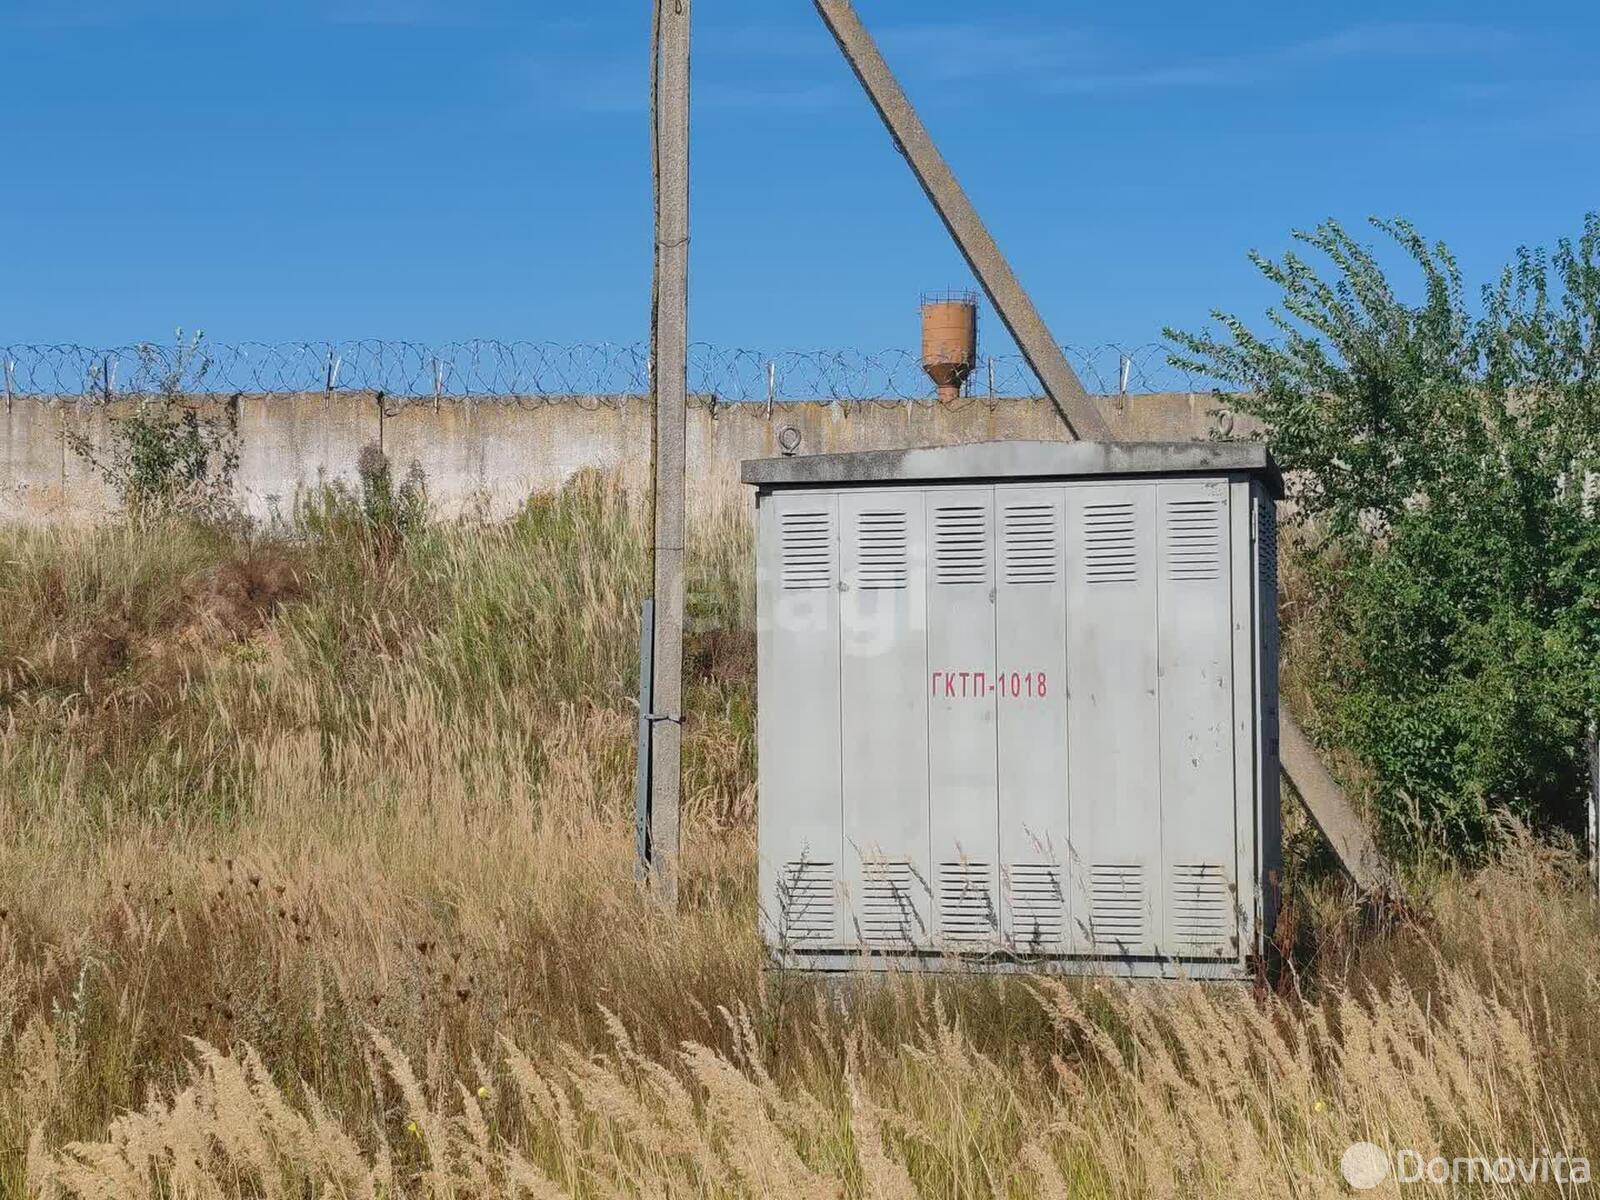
[1001,504,1059,585]
[776,860,835,945]
[1259,501,1278,594]
[938,862,997,943]
[779,510,833,591]
[856,510,909,590]
[1165,497,1224,581]
[859,859,921,944]
[932,506,988,585]
[1083,501,1138,584]
[1007,864,1064,948]
[1088,864,1145,952]
[1170,864,1231,954]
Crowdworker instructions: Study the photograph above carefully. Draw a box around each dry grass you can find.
[1,472,1597,1198]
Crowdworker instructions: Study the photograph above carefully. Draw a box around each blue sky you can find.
[2,0,1596,357]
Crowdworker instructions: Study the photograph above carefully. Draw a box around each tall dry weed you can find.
[2,473,1597,1198]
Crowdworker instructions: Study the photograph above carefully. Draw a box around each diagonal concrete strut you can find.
[813,0,1392,895]
[813,0,1112,442]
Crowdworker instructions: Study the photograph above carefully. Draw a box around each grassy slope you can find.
[1,475,1597,1198]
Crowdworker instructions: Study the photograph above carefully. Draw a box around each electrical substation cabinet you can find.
[745,441,1283,979]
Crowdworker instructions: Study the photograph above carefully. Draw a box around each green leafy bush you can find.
[1170,216,1599,858]
[66,332,241,524]
[296,442,428,559]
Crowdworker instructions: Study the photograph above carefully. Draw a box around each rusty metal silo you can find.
[921,292,978,402]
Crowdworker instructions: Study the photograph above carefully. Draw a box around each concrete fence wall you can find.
[0,391,1257,524]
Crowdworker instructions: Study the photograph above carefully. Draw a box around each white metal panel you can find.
[1066,482,1161,956]
[925,487,1001,948]
[757,491,843,949]
[1155,481,1238,958]
[995,485,1069,951]
[839,490,931,948]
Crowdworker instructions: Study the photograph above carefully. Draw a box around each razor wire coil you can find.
[0,340,1219,405]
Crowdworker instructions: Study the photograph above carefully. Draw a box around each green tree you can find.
[1169,216,1600,858]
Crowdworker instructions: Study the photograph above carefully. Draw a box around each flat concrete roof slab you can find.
[743,439,1283,498]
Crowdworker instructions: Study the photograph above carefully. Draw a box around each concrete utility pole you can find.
[812,0,1112,443]
[647,0,691,904]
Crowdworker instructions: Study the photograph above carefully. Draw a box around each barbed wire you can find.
[0,340,1219,405]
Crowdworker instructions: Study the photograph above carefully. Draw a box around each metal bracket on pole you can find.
[812,0,1112,442]
[634,599,656,881]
